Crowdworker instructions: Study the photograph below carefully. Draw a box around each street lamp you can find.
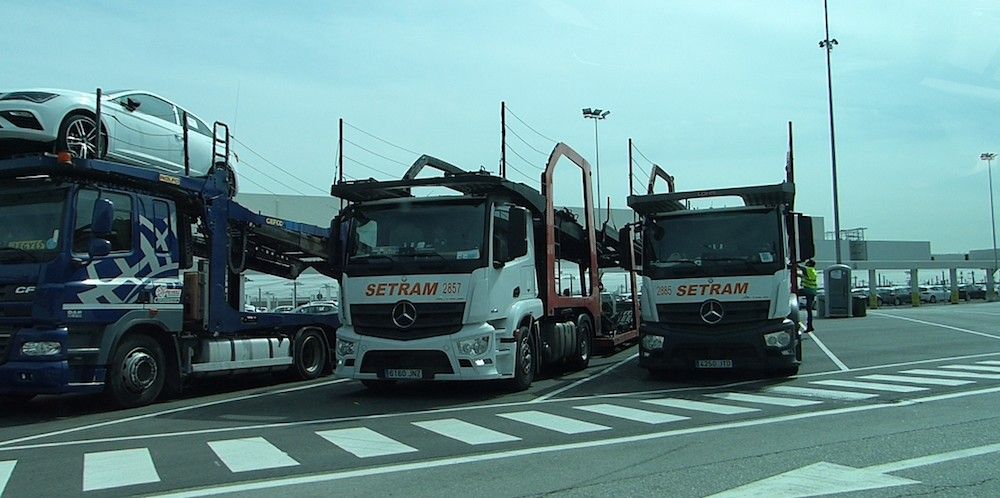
[981,152,998,300]
[582,107,610,225]
[819,0,842,264]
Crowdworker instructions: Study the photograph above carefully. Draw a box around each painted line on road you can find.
[764,385,878,401]
[0,378,353,449]
[979,360,1000,366]
[82,448,160,492]
[316,428,418,458]
[642,398,760,415]
[574,403,689,424]
[811,380,927,393]
[804,332,850,371]
[149,385,1000,498]
[901,369,1000,380]
[412,419,521,445]
[870,312,1000,340]
[857,374,973,387]
[498,411,611,434]
[6,351,1000,453]
[207,437,299,473]
[867,441,1000,474]
[531,352,639,402]
[707,392,822,407]
[0,461,15,496]
[941,364,1000,373]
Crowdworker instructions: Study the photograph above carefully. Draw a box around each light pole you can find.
[819,0,842,264]
[982,152,998,300]
[582,108,610,225]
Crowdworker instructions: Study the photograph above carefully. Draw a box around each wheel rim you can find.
[579,323,590,361]
[520,336,533,376]
[64,117,99,158]
[122,348,158,393]
[300,335,323,375]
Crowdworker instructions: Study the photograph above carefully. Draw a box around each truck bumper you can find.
[0,327,106,395]
[638,319,800,371]
[334,323,517,381]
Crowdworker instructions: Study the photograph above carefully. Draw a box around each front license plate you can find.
[696,359,733,369]
[384,368,423,379]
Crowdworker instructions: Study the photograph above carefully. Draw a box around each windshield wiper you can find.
[0,246,40,262]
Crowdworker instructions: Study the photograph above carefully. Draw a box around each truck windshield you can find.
[0,188,66,263]
[644,209,783,278]
[346,201,487,275]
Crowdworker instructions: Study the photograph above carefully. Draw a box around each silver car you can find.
[0,88,219,176]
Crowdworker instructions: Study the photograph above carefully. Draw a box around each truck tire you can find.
[567,314,593,371]
[291,329,327,381]
[505,325,535,391]
[106,334,166,408]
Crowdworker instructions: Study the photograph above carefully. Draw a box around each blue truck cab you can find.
[0,152,340,407]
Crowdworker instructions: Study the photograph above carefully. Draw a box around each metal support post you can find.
[910,268,920,307]
[949,268,959,304]
[988,268,997,302]
[868,269,877,308]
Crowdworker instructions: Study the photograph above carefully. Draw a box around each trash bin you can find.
[852,295,867,317]
[816,296,826,318]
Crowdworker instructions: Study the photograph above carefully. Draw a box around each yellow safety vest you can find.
[802,267,818,290]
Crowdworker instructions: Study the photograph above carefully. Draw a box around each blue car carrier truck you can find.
[0,128,340,407]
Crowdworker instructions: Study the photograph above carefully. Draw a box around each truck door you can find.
[488,205,534,308]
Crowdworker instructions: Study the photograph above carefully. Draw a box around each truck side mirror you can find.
[330,218,343,271]
[92,198,114,238]
[797,214,815,261]
[617,226,635,271]
[88,238,111,258]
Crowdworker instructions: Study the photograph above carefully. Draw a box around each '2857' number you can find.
[442,282,462,294]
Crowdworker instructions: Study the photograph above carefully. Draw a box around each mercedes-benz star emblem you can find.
[700,299,725,325]
[391,300,417,329]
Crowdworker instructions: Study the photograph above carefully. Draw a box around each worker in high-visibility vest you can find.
[798,259,818,332]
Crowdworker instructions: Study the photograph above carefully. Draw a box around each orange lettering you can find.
[376,283,387,296]
[423,283,439,295]
[365,284,376,296]
[710,284,721,295]
[735,282,749,294]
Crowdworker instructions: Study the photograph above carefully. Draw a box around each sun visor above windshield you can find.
[628,182,794,215]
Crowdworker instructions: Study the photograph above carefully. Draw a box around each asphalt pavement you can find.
[2,300,999,497]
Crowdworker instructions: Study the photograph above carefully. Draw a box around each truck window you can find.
[492,205,527,262]
[73,189,134,253]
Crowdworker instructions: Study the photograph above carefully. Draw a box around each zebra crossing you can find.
[2,360,1000,496]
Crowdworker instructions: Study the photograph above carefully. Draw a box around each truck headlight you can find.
[457,335,491,357]
[336,339,355,357]
[21,341,62,356]
[763,331,792,348]
[641,334,664,350]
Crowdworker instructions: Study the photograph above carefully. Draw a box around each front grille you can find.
[0,304,31,318]
[657,300,770,326]
[360,350,454,378]
[352,302,465,340]
[0,331,12,364]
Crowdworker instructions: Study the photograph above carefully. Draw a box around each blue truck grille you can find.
[352,302,465,340]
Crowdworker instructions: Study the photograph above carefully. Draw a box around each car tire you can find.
[290,329,327,381]
[56,113,107,159]
[505,325,535,392]
[105,334,166,408]
[930,296,937,303]
[567,314,593,371]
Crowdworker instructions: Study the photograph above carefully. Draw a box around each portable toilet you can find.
[825,264,852,318]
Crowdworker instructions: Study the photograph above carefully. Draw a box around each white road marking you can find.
[858,374,973,387]
[82,448,160,491]
[412,419,521,445]
[707,392,822,407]
[316,428,418,458]
[532,352,639,402]
[207,437,299,473]
[573,403,689,424]
[804,331,850,371]
[978,360,1000,366]
[642,398,760,415]
[870,312,1000,340]
[148,385,1000,498]
[940,364,1000,373]
[810,380,927,393]
[8,351,1000,454]
[902,369,1000,380]
[868,441,1000,474]
[498,411,611,434]
[0,461,15,496]
[765,385,877,401]
[0,378,353,448]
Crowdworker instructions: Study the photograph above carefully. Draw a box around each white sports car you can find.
[0,88,220,177]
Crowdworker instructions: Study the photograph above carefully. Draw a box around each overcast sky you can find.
[6,0,1000,254]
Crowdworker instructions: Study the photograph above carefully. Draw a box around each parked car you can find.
[292,301,339,315]
[270,305,295,313]
[959,284,987,301]
[874,286,902,306]
[0,88,229,182]
[919,285,950,303]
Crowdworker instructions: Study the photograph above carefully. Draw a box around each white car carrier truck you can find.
[330,143,637,390]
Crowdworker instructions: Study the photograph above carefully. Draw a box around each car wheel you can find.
[57,113,107,159]
[930,296,937,303]
[290,329,327,381]
[567,314,593,371]
[505,325,535,392]
[105,334,166,408]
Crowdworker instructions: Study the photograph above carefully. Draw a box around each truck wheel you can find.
[506,325,534,391]
[567,314,593,371]
[291,329,327,381]
[106,334,166,408]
